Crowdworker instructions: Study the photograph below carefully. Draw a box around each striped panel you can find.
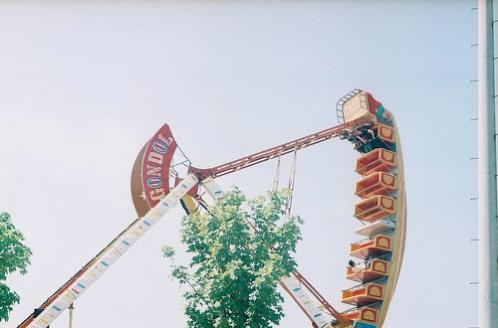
[25,174,198,328]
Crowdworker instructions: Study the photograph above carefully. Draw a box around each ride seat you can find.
[376,123,396,144]
[356,149,397,176]
[354,195,396,222]
[355,172,397,199]
[342,306,378,324]
[350,235,392,259]
[346,259,390,283]
[341,282,385,306]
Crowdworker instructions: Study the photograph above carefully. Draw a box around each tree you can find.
[0,212,32,322]
[163,188,302,328]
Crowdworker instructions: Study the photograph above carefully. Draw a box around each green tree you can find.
[163,188,302,328]
[0,212,32,322]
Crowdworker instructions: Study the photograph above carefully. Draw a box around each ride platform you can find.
[338,89,406,328]
[355,149,397,177]
[355,172,396,199]
[350,235,392,259]
[354,195,396,222]
[346,259,389,283]
[342,307,378,325]
[341,282,385,306]
[355,220,395,237]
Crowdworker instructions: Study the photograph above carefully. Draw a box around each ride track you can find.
[17,89,405,328]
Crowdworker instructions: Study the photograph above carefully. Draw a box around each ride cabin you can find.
[335,90,405,328]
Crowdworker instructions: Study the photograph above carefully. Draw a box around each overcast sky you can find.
[1,1,477,327]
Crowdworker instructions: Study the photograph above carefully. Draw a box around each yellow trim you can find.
[382,173,395,186]
[368,285,383,298]
[181,195,198,215]
[379,125,395,141]
[380,197,393,209]
[362,309,377,322]
[376,118,406,328]
[377,236,389,249]
[381,150,395,162]
[373,260,387,273]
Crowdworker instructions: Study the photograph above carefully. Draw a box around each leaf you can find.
[0,212,32,322]
[161,245,176,258]
[163,189,301,327]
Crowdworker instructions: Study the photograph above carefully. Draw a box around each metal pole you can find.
[68,303,74,328]
[478,1,498,327]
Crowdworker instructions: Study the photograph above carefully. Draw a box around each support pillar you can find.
[478,1,498,327]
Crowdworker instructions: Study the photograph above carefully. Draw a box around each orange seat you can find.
[341,282,385,306]
[376,123,396,144]
[356,149,397,176]
[342,307,378,324]
[350,235,392,259]
[355,172,397,199]
[354,195,396,222]
[346,259,389,283]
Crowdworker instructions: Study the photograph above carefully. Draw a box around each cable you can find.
[272,155,281,193]
[284,148,298,223]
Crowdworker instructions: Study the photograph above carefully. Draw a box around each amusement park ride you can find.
[17,89,406,328]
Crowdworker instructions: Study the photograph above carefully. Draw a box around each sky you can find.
[0,1,478,327]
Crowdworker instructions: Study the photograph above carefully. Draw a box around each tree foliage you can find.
[0,212,32,322]
[163,188,302,328]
